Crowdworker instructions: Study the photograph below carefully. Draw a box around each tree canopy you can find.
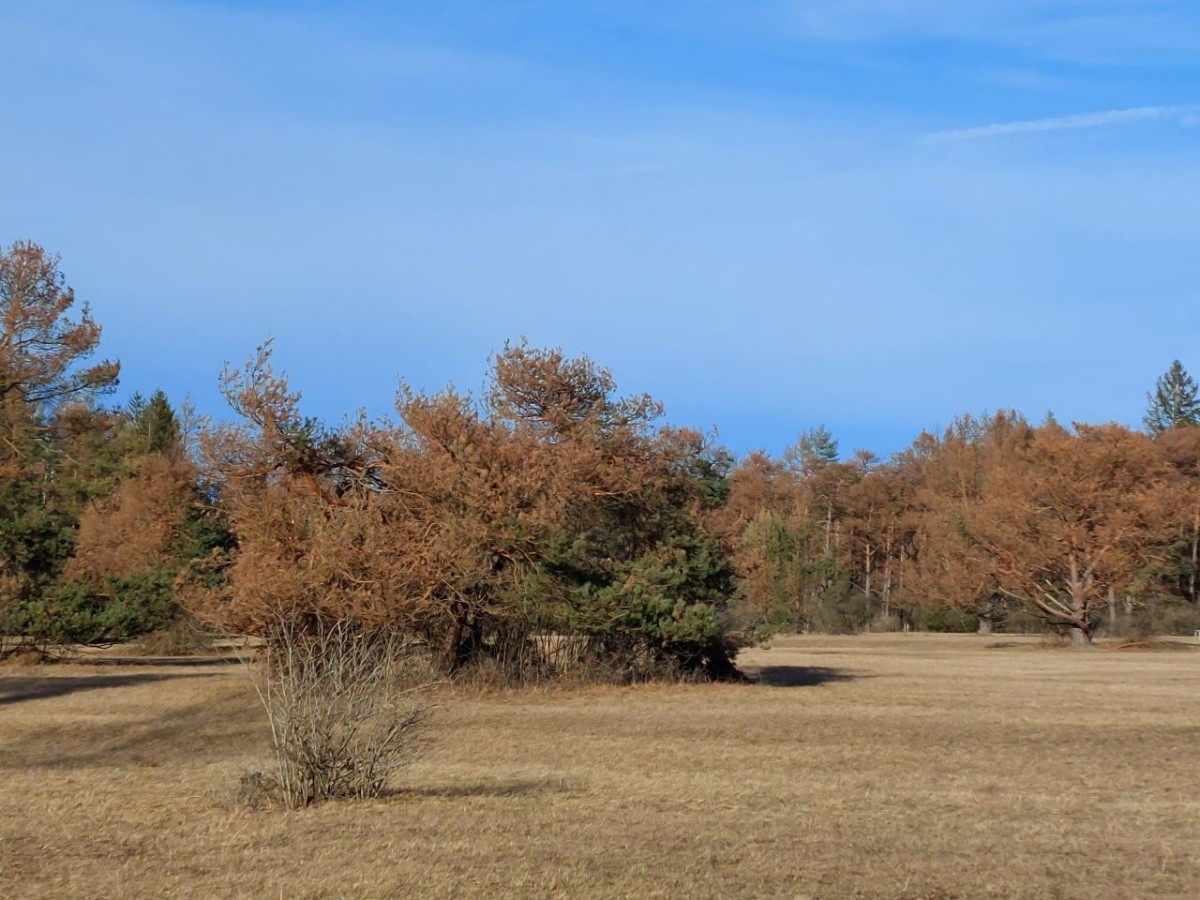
[196,341,740,680]
[5,242,1200,659]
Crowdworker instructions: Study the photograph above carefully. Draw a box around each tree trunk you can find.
[1067,559,1092,649]
[442,616,464,674]
[1191,505,1199,607]
[863,542,873,599]
[976,617,992,636]
[442,604,475,674]
[882,526,893,617]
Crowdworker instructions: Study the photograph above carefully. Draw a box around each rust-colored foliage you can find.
[900,412,1034,630]
[723,437,917,634]
[723,410,1197,643]
[0,241,119,419]
[960,422,1181,644]
[12,242,1197,652]
[66,454,197,580]
[198,341,738,681]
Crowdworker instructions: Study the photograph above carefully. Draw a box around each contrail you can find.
[926,105,1193,142]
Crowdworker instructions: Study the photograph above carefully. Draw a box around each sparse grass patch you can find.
[3,634,1199,898]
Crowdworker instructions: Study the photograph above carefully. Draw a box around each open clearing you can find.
[3,634,1199,899]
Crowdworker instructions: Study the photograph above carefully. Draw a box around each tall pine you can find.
[1145,360,1200,436]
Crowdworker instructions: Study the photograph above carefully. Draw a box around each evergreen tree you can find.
[128,389,182,456]
[1145,360,1200,436]
[1,243,120,617]
[784,425,839,476]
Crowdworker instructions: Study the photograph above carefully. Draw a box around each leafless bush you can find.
[136,615,215,656]
[248,619,432,808]
[868,612,903,633]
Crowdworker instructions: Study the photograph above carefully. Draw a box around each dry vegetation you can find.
[3,634,1200,899]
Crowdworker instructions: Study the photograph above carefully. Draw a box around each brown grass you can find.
[3,634,1199,898]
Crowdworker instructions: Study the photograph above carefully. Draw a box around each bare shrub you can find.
[868,611,903,633]
[249,619,431,808]
[135,615,215,656]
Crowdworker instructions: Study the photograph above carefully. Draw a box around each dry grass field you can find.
[3,634,1199,899]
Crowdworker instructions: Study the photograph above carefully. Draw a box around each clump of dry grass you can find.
[0,645,51,667]
[3,634,1199,898]
[134,616,217,657]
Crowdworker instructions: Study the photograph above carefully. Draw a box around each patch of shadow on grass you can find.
[0,672,200,707]
[749,666,857,688]
[2,687,263,769]
[64,654,246,667]
[400,778,579,799]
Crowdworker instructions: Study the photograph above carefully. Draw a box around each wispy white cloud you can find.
[925,105,1193,142]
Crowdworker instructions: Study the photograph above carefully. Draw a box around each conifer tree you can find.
[784,425,839,476]
[128,389,182,456]
[0,242,120,619]
[1144,360,1200,436]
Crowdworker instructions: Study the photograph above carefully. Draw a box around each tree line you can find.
[3,241,1199,673]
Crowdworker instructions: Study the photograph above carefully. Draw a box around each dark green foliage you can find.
[2,383,221,647]
[0,465,78,598]
[1147,600,1200,636]
[1145,360,1200,436]
[177,503,237,587]
[677,444,734,509]
[784,425,839,475]
[1001,607,1054,635]
[50,404,137,504]
[6,568,177,644]
[730,504,860,636]
[126,389,182,455]
[558,531,736,678]
[913,607,978,633]
[0,412,87,603]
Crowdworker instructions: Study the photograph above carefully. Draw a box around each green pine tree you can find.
[129,389,182,456]
[1144,360,1200,436]
[784,425,839,476]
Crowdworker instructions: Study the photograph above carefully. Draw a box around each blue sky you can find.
[4,1,1200,459]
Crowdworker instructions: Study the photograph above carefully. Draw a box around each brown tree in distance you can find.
[958,422,1180,646]
[899,412,1032,634]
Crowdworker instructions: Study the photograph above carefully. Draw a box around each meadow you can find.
[3,634,1199,899]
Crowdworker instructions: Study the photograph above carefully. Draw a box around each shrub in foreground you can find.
[247,619,430,808]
